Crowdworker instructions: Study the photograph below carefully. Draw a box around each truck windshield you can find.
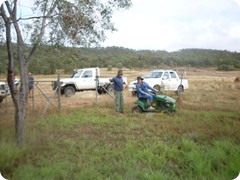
[71,70,83,78]
[144,71,163,78]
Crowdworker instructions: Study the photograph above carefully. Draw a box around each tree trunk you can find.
[0,96,4,103]
[3,4,29,145]
[1,0,44,145]
[14,95,28,144]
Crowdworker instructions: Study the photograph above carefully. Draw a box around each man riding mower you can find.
[132,77,176,114]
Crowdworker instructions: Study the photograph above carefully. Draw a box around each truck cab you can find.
[69,68,99,90]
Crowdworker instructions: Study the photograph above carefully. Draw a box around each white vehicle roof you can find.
[76,67,99,72]
[0,81,7,85]
[148,69,174,72]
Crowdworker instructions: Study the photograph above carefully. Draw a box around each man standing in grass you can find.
[28,72,34,98]
[110,70,125,113]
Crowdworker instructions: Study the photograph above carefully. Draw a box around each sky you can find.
[11,0,240,52]
[101,0,240,52]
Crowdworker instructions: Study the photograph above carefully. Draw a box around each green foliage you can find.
[107,65,112,71]
[0,137,26,175]
[233,62,240,68]
[116,62,123,70]
[0,0,132,76]
[217,64,235,71]
[29,0,132,47]
[1,45,240,75]
[0,107,239,179]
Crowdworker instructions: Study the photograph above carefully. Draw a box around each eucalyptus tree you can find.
[0,0,132,144]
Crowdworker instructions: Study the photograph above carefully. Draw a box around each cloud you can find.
[102,0,240,52]
[233,0,240,7]
[15,0,240,52]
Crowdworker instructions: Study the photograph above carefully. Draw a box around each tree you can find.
[0,0,132,144]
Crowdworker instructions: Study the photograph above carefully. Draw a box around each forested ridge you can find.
[1,44,240,74]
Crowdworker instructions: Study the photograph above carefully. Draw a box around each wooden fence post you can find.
[177,74,183,109]
[32,83,35,110]
[5,91,8,113]
[95,68,99,104]
[57,72,61,114]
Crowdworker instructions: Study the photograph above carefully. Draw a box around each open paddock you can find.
[0,67,239,118]
[0,68,240,179]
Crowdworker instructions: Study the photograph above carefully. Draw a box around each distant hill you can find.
[0,44,239,74]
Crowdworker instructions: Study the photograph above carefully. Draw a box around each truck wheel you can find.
[97,89,103,94]
[132,91,138,96]
[132,106,142,113]
[153,85,161,92]
[64,86,75,97]
[162,110,171,115]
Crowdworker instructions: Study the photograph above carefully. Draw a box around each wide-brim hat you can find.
[137,76,143,80]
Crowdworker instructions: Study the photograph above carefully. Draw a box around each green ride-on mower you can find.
[132,94,176,114]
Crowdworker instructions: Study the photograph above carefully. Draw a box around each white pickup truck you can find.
[52,67,127,97]
[128,69,188,95]
[0,82,10,103]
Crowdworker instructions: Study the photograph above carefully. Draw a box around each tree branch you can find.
[0,2,8,22]
[26,1,59,65]
[18,15,55,21]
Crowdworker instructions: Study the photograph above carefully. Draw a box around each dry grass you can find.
[0,67,239,117]
[1,67,240,179]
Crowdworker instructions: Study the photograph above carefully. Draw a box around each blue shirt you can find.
[111,76,124,91]
[29,76,34,88]
[136,81,155,97]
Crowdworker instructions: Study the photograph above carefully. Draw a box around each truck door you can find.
[79,70,95,89]
[161,72,170,90]
[169,71,180,90]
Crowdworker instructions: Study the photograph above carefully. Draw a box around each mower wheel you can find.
[163,110,171,115]
[132,106,142,113]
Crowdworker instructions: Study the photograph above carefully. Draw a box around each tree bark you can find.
[1,0,48,145]
[2,1,29,145]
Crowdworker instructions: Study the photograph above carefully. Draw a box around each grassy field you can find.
[0,68,240,179]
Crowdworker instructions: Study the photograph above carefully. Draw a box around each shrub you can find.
[217,64,235,71]
[107,65,112,71]
[116,63,123,70]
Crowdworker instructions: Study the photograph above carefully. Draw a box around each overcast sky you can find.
[14,0,240,52]
[101,0,240,52]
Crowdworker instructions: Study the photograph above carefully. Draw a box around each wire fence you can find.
[0,72,184,117]
[0,74,115,117]
[0,74,62,117]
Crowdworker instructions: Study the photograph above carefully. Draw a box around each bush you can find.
[107,65,112,71]
[217,64,235,71]
[116,63,123,70]
[233,62,240,69]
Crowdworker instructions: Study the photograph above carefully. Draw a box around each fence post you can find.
[5,92,8,113]
[57,72,61,114]
[32,83,35,111]
[177,74,183,109]
[95,68,99,104]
